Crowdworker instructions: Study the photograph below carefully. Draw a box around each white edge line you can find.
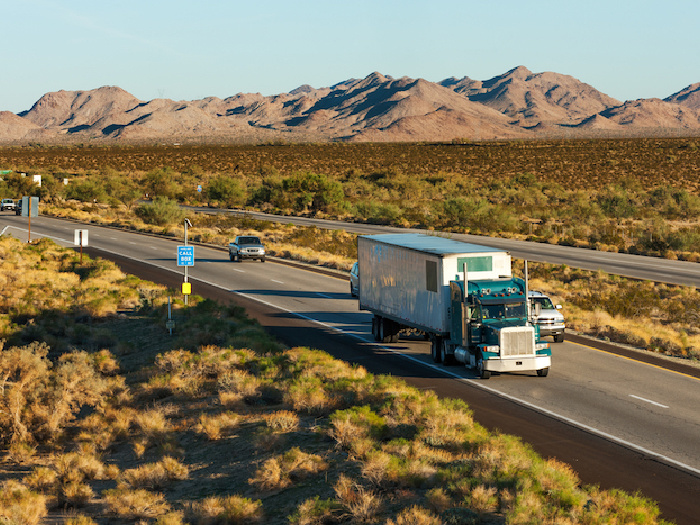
[2,225,68,243]
[82,246,700,480]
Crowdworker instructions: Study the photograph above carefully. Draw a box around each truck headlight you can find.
[535,342,550,351]
[483,345,500,354]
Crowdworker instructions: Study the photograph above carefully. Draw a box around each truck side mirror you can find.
[555,304,562,310]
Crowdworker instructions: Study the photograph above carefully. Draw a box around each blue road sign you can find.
[177,245,194,266]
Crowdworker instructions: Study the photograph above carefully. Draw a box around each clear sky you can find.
[2,0,698,114]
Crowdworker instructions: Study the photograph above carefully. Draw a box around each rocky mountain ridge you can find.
[2,66,700,144]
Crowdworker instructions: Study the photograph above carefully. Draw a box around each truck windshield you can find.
[482,302,527,320]
[532,297,554,309]
[238,237,260,244]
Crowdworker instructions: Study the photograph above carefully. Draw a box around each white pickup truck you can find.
[1,199,15,211]
[228,235,266,262]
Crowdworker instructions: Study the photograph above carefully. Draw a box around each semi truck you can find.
[357,233,551,379]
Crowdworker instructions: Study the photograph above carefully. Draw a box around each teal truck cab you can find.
[446,277,551,379]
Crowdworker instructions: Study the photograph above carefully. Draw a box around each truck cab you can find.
[447,277,551,379]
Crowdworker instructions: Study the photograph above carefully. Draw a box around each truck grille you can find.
[499,326,535,356]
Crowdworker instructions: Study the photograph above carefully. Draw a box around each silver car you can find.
[350,262,359,297]
[228,235,266,262]
[529,291,566,342]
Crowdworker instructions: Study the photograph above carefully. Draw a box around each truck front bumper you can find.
[483,355,551,373]
[537,324,565,337]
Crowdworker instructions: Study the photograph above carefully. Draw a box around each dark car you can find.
[14,200,22,216]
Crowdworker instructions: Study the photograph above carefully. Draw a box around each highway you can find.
[198,206,700,287]
[2,212,700,524]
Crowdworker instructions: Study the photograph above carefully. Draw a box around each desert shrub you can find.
[24,466,59,492]
[286,376,332,414]
[263,409,299,432]
[329,405,389,448]
[0,344,117,445]
[53,451,105,481]
[135,197,186,226]
[425,487,452,513]
[441,197,491,230]
[333,474,382,522]
[248,447,328,490]
[283,171,346,213]
[288,496,341,525]
[207,174,246,207]
[102,488,170,519]
[143,167,181,200]
[354,200,403,225]
[119,457,189,489]
[385,505,442,525]
[61,480,94,507]
[65,516,98,525]
[188,495,263,524]
[0,480,47,525]
[196,412,240,440]
[64,178,109,203]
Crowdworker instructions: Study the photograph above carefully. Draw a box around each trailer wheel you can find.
[537,367,549,377]
[379,318,393,344]
[431,337,443,363]
[440,342,456,365]
[372,316,381,342]
[476,356,491,379]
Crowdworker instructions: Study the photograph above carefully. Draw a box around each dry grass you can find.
[102,488,170,519]
[263,409,300,432]
[188,495,263,524]
[386,505,443,525]
[119,456,190,489]
[248,447,328,491]
[196,411,241,440]
[333,473,382,522]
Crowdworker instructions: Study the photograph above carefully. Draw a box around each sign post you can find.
[21,196,39,243]
[176,244,194,305]
[74,229,89,263]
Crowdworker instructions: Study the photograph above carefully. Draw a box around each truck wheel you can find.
[261,257,266,262]
[431,337,443,363]
[537,367,549,377]
[554,334,564,343]
[476,356,491,379]
[229,253,234,261]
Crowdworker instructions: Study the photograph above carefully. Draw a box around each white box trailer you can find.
[357,233,512,336]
